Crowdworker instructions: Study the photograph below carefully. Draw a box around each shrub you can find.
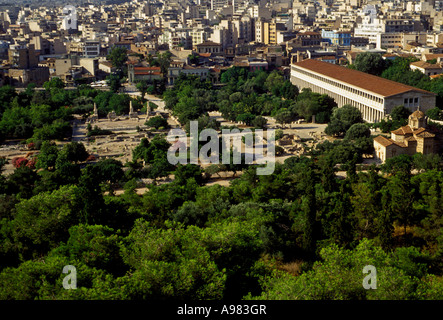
[12,157,28,168]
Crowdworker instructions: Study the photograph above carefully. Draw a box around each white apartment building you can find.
[82,40,100,57]
[354,16,417,44]
[376,32,427,50]
[290,59,436,122]
[190,28,211,46]
[212,19,239,49]
[247,5,272,20]
[210,0,229,11]
[232,16,253,43]
[159,28,192,49]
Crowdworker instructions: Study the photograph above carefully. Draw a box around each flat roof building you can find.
[290,59,436,122]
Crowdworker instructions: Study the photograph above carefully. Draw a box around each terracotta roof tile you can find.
[392,141,407,148]
[292,59,435,97]
[134,66,162,75]
[415,131,435,138]
[410,61,442,69]
[423,53,443,59]
[391,125,413,135]
[374,135,394,147]
[413,127,427,135]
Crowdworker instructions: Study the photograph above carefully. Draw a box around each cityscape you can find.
[0,0,442,307]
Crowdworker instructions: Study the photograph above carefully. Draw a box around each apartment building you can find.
[82,40,101,57]
[8,44,38,69]
[290,59,436,122]
[321,29,352,46]
[410,61,443,76]
[376,32,427,49]
[354,16,420,44]
[256,20,278,45]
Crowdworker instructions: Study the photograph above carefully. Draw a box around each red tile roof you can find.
[391,125,413,135]
[374,135,394,147]
[410,60,442,69]
[134,66,162,75]
[292,59,435,97]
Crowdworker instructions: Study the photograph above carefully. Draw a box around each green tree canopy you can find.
[325,105,363,137]
[352,52,387,76]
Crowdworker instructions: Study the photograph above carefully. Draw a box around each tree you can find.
[426,107,443,121]
[136,80,149,103]
[106,74,122,93]
[62,142,89,164]
[108,93,131,115]
[412,153,442,172]
[43,77,65,91]
[220,66,248,84]
[107,47,128,75]
[352,52,387,76]
[53,224,126,276]
[384,172,418,236]
[274,109,293,128]
[132,136,171,165]
[325,105,363,137]
[188,54,199,65]
[119,219,226,299]
[173,164,204,186]
[31,120,72,141]
[92,158,125,184]
[93,91,114,116]
[10,185,82,259]
[148,153,175,181]
[252,115,267,129]
[36,141,59,170]
[250,239,440,300]
[390,105,411,122]
[279,80,299,100]
[381,154,413,176]
[344,123,371,140]
[0,85,17,115]
[291,91,335,123]
[236,112,256,126]
[157,51,172,80]
[265,71,284,95]
[145,116,168,130]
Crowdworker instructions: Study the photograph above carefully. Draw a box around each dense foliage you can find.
[162,69,335,129]
[0,71,443,301]
[1,144,443,299]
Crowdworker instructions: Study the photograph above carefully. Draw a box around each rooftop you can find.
[410,60,442,69]
[374,135,394,147]
[292,59,435,98]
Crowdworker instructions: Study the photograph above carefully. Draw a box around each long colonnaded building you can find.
[290,59,436,122]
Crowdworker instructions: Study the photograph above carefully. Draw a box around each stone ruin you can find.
[277,133,301,146]
[87,103,99,123]
[276,133,305,155]
[129,100,138,120]
[107,110,117,121]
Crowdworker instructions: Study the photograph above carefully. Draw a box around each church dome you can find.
[410,110,425,119]
[408,109,426,130]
